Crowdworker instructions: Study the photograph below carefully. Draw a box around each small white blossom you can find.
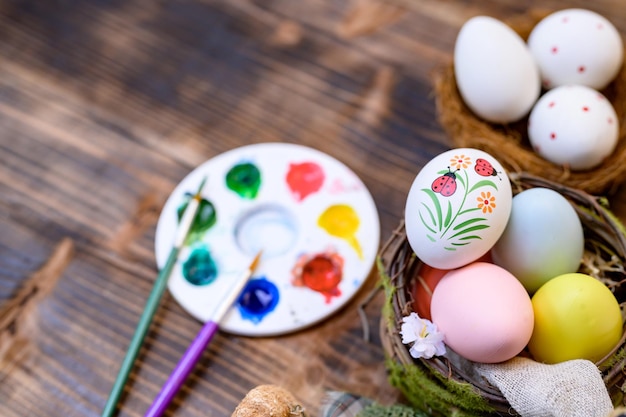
[400,312,446,359]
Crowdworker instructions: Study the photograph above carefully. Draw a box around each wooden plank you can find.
[0,1,625,416]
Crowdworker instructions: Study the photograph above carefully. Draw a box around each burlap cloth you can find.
[476,357,614,417]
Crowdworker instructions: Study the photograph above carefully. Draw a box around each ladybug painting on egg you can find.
[474,158,501,179]
[431,167,459,197]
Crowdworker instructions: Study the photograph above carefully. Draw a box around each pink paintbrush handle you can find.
[144,320,219,417]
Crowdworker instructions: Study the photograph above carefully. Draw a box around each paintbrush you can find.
[144,251,263,417]
[101,177,207,417]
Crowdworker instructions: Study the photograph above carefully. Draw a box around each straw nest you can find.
[379,172,626,416]
[433,9,626,195]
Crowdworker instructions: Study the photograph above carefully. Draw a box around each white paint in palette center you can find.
[235,204,298,258]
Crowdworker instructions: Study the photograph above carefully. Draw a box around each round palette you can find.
[154,142,380,336]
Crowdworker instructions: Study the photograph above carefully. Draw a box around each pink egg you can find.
[431,262,534,363]
[412,253,493,320]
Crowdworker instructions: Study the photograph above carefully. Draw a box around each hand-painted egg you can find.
[491,188,584,294]
[528,9,624,90]
[431,262,534,363]
[405,148,512,270]
[454,16,541,123]
[528,85,619,170]
[529,273,623,364]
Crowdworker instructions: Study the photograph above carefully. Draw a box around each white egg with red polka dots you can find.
[528,9,623,90]
[528,85,619,170]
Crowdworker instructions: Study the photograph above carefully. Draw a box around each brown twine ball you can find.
[433,9,626,195]
[231,385,307,417]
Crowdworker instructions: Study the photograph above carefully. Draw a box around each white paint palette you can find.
[154,143,380,336]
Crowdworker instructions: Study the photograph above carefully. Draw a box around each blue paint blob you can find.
[237,277,279,324]
[182,245,218,286]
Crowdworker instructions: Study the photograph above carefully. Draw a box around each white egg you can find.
[454,16,541,123]
[405,148,512,270]
[528,85,619,170]
[528,9,624,90]
[491,188,584,294]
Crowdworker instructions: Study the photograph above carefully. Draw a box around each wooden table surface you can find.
[3,1,626,416]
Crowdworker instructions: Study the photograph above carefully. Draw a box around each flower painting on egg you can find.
[420,154,500,249]
[405,148,512,270]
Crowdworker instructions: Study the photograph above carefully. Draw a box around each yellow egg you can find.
[529,273,623,364]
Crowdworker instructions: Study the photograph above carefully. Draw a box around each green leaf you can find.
[426,234,436,242]
[458,235,483,240]
[456,170,466,189]
[420,202,436,228]
[448,224,490,239]
[453,217,486,231]
[419,210,438,234]
[444,200,453,228]
[458,207,481,216]
[469,179,498,194]
[421,188,443,231]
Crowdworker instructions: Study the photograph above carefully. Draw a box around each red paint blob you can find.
[291,250,344,304]
[300,255,342,303]
[286,162,325,202]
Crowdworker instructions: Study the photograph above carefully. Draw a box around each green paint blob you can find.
[226,162,261,199]
[182,245,218,286]
[177,194,217,244]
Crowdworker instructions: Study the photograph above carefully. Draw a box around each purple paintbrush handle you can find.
[145,320,219,417]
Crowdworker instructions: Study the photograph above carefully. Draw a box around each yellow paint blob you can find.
[318,204,362,259]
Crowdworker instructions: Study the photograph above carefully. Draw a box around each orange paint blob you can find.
[318,204,362,259]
